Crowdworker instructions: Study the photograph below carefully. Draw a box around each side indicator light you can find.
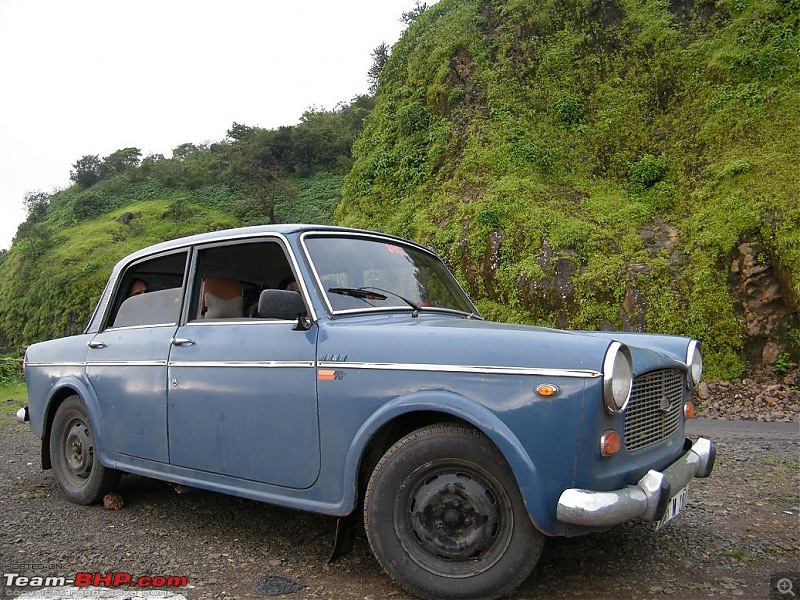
[600,431,622,457]
[536,384,560,397]
[684,401,696,419]
[318,369,336,381]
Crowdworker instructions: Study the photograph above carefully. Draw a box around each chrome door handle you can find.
[171,338,196,346]
[87,340,107,349]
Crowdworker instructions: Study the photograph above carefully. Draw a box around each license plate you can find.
[655,484,689,530]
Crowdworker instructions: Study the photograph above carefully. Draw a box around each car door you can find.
[166,238,321,489]
[85,251,189,463]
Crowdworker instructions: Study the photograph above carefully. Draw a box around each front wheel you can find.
[364,424,544,600]
[50,395,120,504]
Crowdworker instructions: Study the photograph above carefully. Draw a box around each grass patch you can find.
[0,382,28,426]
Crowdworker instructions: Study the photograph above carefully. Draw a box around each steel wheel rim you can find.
[395,460,514,578]
[63,418,94,481]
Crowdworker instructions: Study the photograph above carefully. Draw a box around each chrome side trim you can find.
[28,359,316,369]
[168,360,315,369]
[186,319,297,326]
[86,360,168,367]
[24,362,85,368]
[105,323,178,332]
[317,361,601,379]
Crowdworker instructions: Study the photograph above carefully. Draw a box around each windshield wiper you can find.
[328,286,421,317]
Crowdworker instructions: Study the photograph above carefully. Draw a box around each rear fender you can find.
[41,377,111,470]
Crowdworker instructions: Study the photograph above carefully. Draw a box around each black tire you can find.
[364,424,545,600]
[49,395,120,505]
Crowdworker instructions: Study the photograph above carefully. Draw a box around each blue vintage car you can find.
[18,224,714,599]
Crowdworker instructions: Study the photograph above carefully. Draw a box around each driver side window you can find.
[189,240,301,322]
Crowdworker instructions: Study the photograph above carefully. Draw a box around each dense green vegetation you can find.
[0,0,797,379]
[338,0,799,377]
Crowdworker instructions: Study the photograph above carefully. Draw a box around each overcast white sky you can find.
[0,0,430,250]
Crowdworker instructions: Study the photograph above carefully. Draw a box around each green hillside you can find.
[337,0,799,377]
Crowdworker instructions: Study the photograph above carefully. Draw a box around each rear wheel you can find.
[364,424,544,600]
[50,396,120,504]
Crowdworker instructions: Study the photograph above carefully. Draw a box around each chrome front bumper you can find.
[556,437,716,527]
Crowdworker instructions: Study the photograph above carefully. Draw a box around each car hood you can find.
[320,314,689,377]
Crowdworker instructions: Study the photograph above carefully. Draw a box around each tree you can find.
[70,155,102,188]
[101,147,141,176]
[227,127,291,224]
[227,122,259,141]
[172,143,200,161]
[400,1,428,25]
[22,191,51,222]
[368,43,390,95]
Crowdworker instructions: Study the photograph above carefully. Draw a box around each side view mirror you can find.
[257,289,307,321]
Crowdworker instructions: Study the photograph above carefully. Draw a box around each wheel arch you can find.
[40,378,107,471]
[345,390,550,534]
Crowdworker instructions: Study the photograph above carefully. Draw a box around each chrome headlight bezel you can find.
[603,341,633,415]
[686,339,703,389]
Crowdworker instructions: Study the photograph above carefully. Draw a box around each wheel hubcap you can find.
[64,420,93,479]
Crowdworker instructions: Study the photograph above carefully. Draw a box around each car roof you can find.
[122,224,418,263]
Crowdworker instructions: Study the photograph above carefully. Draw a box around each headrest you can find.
[203,276,242,300]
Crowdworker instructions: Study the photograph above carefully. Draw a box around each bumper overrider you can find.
[557,437,716,527]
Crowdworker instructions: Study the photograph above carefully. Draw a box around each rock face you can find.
[476,225,796,371]
[730,241,798,366]
[696,368,800,422]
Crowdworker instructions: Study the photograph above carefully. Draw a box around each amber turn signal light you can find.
[600,431,622,457]
[684,401,696,419]
[536,384,560,397]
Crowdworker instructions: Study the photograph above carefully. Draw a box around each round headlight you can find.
[603,342,633,414]
[686,340,703,388]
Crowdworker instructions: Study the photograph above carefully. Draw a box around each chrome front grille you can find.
[624,369,684,452]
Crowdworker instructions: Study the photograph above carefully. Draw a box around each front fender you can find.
[343,389,552,534]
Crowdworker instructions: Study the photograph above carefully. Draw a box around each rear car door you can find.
[85,250,189,463]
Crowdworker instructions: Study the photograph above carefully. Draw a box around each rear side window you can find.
[107,251,188,328]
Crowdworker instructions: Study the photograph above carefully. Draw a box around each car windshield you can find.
[304,235,477,316]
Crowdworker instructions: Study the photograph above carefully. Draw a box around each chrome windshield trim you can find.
[168,360,315,369]
[317,361,601,378]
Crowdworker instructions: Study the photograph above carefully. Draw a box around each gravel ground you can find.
[1,388,798,600]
